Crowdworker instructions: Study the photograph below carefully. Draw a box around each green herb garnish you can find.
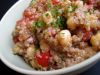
[73,5,78,11]
[38,65,44,71]
[93,7,96,10]
[88,9,92,15]
[56,18,60,24]
[61,53,65,61]
[47,5,51,8]
[31,0,35,7]
[34,47,39,52]
[35,19,43,27]
[47,2,52,3]
[68,5,70,8]
[48,63,51,67]
[32,25,36,31]
[35,7,38,9]
[45,13,49,17]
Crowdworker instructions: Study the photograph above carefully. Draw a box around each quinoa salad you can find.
[12,0,100,71]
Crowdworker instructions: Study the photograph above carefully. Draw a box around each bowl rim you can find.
[0,0,100,74]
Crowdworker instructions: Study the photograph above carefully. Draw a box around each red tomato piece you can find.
[36,52,50,67]
[13,36,19,43]
[87,0,97,5]
[47,26,58,37]
[17,18,28,26]
[24,7,35,17]
[51,0,59,5]
[82,29,93,42]
[70,0,77,2]
[84,4,91,10]
[41,0,45,4]
[29,18,36,21]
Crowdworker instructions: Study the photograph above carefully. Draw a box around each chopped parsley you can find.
[61,53,65,61]
[38,64,44,71]
[32,25,36,31]
[58,33,65,35]
[56,9,59,14]
[47,2,52,4]
[68,5,70,8]
[67,5,78,13]
[31,0,35,7]
[48,60,51,62]
[88,9,92,15]
[34,47,39,52]
[47,5,51,8]
[45,13,49,17]
[69,28,71,30]
[35,7,38,9]
[56,18,60,24]
[48,63,51,67]
[13,52,17,55]
[68,10,73,13]
[73,5,78,11]
[59,16,67,29]
[93,7,96,10]
[34,19,43,27]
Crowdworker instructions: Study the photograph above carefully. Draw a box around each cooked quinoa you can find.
[12,0,100,71]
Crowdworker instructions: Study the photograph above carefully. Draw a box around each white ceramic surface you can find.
[0,0,100,75]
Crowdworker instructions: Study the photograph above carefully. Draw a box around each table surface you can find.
[0,0,100,75]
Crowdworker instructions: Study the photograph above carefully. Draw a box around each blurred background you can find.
[0,0,100,75]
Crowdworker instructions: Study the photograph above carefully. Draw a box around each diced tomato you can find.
[13,36,19,43]
[36,52,50,67]
[29,18,36,21]
[24,7,36,17]
[82,29,93,42]
[70,0,77,2]
[47,26,58,37]
[17,18,28,26]
[40,0,45,4]
[36,3,43,6]
[84,4,91,10]
[51,0,59,5]
[19,35,28,41]
[87,0,97,5]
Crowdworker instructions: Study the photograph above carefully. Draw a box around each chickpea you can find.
[57,30,72,46]
[90,33,100,49]
[27,46,35,58]
[30,59,38,68]
[84,46,98,58]
[40,40,50,52]
[43,11,53,24]
[75,1,83,6]
[67,16,77,30]
[90,20,98,29]
[13,42,21,54]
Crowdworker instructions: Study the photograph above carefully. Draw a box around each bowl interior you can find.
[0,0,34,70]
[0,0,100,75]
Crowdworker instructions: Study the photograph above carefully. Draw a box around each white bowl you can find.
[0,0,100,75]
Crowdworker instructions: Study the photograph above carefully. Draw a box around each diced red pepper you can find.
[87,0,97,5]
[17,18,28,26]
[29,18,36,21]
[51,0,59,5]
[47,26,58,37]
[40,0,45,4]
[70,0,77,2]
[82,29,93,42]
[84,4,91,10]
[13,36,19,43]
[24,7,36,17]
[36,52,50,67]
